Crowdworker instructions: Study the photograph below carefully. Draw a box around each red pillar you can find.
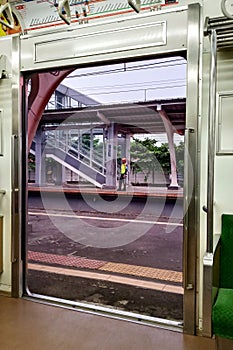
[27,69,74,150]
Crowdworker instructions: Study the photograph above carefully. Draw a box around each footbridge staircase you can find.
[31,135,106,188]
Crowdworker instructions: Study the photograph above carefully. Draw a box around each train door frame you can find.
[0,36,21,297]
[12,3,201,335]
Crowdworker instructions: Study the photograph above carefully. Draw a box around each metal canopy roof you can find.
[41,98,186,135]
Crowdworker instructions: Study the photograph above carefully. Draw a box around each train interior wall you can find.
[199,33,233,329]
[0,1,233,349]
[0,36,15,294]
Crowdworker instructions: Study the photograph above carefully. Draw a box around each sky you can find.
[62,56,187,105]
[59,56,186,144]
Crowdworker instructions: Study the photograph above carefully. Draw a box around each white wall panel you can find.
[20,8,188,71]
[0,37,13,293]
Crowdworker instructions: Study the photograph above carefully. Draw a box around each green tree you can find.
[130,137,161,183]
[28,154,35,172]
[81,133,100,150]
[175,141,184,183]
[130,137,184,185]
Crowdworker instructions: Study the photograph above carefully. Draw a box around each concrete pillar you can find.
[119,135,126,159]
[125,133,131,185]
[158,108,179,189]
[28,69,74,149]
[62,164,66,184]
[54,163,63,185]
[54,129,66,185]
[35,127,46,186]
[104,123,117,189]
[102,129,106,173]
[90,129,93,167]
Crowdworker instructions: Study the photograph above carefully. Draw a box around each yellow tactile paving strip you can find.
[28,250,183,294]
[28,263,184,295]
[99,262,183,283]
[28,250,182,284]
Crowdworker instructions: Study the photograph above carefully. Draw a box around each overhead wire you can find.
[65,58,186,79]
[67,83,186,97]
[71,78,186,92]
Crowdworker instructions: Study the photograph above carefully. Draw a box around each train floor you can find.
[0,295,216,350]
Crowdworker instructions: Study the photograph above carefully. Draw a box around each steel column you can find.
[202,29,217,338]
[183,3,201,335]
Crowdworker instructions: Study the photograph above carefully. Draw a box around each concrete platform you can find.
[28,184,183,200]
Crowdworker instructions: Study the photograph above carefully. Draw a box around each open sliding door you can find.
[18,4,201,334]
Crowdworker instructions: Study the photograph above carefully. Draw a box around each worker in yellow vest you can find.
[118,158,128,191]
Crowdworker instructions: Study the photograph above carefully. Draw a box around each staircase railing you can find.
[45,132,106,175]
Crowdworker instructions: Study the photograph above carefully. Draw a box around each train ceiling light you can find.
[221,0,233,19]
[128,0,141,13]
[0,0,14,29]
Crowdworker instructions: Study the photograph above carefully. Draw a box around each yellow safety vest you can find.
[121,163,127,175]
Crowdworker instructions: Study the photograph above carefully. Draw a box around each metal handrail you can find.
[206,29,217,254]
[0,2,14,29]
[45,133,106,174]
[58,0,71,25]
[128,0,141,13]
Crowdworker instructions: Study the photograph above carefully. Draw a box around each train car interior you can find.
[0,0,233,349]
